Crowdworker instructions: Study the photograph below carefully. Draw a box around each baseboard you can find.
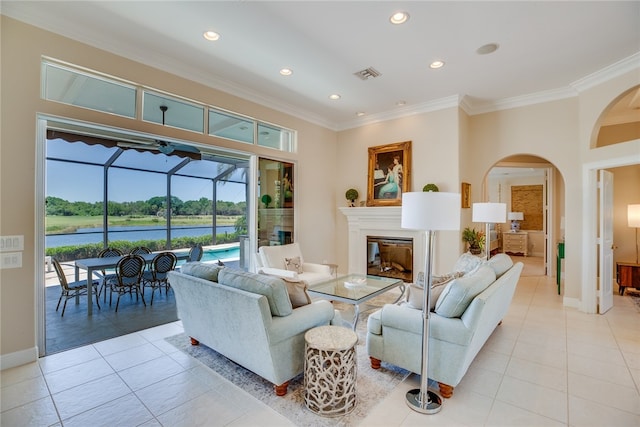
[562,296,580,309]
[0,346,38,371]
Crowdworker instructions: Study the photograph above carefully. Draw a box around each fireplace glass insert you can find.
[366,236,413,283]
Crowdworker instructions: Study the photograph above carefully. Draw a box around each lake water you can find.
[46,225,236,248]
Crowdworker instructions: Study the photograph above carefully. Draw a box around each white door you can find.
[598,170,614,314]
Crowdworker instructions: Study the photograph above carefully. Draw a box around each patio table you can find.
[75,251,189,315]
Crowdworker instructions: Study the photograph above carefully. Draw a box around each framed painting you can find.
[366,141,411,207]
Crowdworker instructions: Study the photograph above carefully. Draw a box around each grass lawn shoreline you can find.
[46,215,240,234]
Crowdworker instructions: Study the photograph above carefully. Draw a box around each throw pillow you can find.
[406,282,447,311]
[452,252,483,275]
[284,280,312,308]
[483,253,513,278]
[180,262,224,282]
[434,266,496,318]
[284,256,303,274]
[405,272,463,311]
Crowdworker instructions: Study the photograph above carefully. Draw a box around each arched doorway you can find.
[483,156,565,285]
[583,85,640,313]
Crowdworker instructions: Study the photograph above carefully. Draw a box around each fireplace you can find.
[367,236,413,282]
[339,206,426,284]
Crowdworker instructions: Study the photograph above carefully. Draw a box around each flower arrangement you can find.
[462,227,485,254]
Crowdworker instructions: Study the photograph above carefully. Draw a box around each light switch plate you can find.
[0,235,24,252]
[0,252,22,269]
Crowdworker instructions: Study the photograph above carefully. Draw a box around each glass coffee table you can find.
[307,274,405,330]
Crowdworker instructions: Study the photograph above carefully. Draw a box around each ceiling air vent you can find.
[353,67,381,81]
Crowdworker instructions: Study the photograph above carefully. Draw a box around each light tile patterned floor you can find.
[2,257,640,426]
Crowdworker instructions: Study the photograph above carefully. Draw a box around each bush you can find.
[45,233,241,262]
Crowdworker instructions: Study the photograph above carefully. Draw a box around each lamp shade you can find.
[472,202,507,223]
[507,212,524,221]
[401,192,461,231]
[629,204,640,228]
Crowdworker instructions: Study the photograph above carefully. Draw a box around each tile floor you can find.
[2,258,640,426]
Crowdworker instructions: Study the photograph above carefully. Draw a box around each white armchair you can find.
[255,243,333,286]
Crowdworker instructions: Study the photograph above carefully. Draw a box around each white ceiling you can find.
[2,1,639,130]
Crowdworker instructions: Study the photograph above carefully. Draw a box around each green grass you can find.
[46,215,240,234]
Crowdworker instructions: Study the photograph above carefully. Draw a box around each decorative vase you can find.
[469,246,482,255]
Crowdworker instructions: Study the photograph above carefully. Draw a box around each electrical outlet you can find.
[0,252,22,269]
[0,235,24,252]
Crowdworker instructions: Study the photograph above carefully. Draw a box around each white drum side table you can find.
[304,325,358,416]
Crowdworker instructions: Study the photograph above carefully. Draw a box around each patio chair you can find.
[96,247,123,303]
[142,251,178,305]
[108,254,146,312]
[188,243,204,262]
[52,257,100,316]
[130,246,152,255]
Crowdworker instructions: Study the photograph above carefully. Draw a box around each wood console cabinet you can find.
[616,262,640,295]
[502,232,528,257]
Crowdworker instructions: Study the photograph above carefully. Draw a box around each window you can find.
[42,58,296,152]
[142,91,204,133]
[42,61,136,118]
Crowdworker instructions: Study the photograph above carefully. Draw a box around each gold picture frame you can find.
[461,182,471,208]
[366,141,411,207]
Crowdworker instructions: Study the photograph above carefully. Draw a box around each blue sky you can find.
[47,139,247,203]
[47,162,246,203]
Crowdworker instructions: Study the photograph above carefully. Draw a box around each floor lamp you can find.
[401,191,460,414]
[629,204,640,264]
[473,202,507,260]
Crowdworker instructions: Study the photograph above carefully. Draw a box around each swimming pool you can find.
[201,245,240,262]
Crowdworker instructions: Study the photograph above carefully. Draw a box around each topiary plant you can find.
[261,194,272,208]
[422,183,439,192]
[345,188,359,207]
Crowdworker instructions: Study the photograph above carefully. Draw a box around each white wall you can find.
[335,107,462,274]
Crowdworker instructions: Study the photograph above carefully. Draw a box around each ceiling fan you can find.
[116,139,199,155]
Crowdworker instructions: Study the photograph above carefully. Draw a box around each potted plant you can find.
[261,194,272,208]
[422,183,439,192]
[345,188,359,207]
[462,227,485,255]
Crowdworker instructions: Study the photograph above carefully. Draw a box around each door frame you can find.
[35,115,259,356]
[582,154,640,313]
[486,161,555,276]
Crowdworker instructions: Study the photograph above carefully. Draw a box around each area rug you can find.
[165,292,410,426]
[626,289,640,312]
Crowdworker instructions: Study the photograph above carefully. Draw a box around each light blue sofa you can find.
[366,253,523,398]
[167,263,335,396]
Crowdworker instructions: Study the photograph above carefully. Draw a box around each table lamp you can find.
[473,202,507,260]
[401,191,460,414]
[629,204,640,264]
[508,212,523,232]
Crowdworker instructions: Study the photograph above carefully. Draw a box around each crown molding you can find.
[464,87,579,116]
[335,95,462,131]
[571,52,640,93]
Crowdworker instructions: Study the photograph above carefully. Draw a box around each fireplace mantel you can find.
[339,207,425,282]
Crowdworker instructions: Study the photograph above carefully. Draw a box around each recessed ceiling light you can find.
[396,100,406,106]
[203,31,220,41]
[477,43,499,55]
[356,111,365,117]
[429,60,445,69]
[279,68,293,76]
[389,11,409,25]
[329,94,341,100]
